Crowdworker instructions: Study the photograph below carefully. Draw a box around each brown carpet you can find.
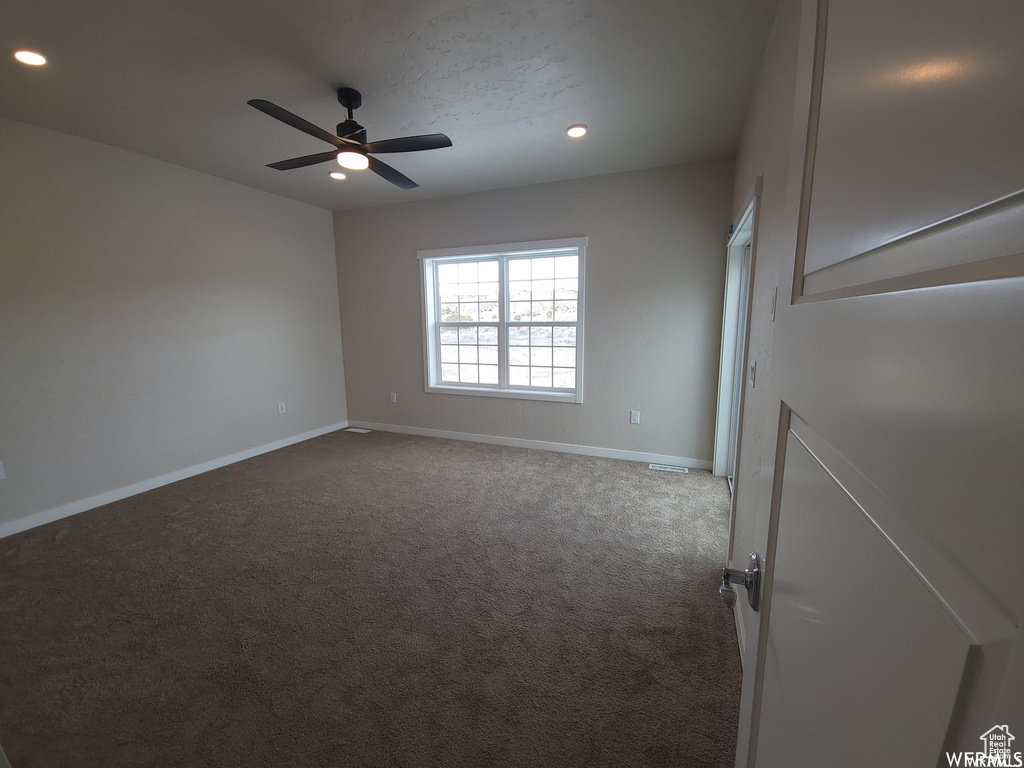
[0,430,741,767]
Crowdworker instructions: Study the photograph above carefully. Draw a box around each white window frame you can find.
[419,237,587,403]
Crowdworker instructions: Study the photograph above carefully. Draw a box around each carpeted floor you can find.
[0,430,741,767]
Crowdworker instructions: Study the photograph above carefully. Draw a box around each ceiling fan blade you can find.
[266,150,339,171]
[364,134,453,154]
[248,99,349,149]
[368,156,418,189]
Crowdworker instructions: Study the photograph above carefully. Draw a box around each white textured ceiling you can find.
[1,0,778,211]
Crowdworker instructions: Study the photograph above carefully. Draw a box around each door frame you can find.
[713,178,762,482]
[714,180,762,585]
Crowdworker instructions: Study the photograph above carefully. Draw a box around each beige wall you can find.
[728,0,802,597]
[725,4,803,756]
[334,160,733,464]
[0,117,347,534]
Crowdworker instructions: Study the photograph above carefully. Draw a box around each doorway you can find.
[712,188,759,490]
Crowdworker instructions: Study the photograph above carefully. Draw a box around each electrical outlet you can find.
[630,410,641,425]
[390,392,397,403]
[278,402,286,414]
[748,360,756,388]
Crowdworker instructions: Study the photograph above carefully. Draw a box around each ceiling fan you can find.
[248,87,452,189]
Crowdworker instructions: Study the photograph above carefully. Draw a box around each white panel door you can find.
[801,0,1024,273]
[732,0,1024,765]
[755,426,971,766]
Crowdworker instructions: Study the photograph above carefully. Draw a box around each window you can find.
[420,237,586,403]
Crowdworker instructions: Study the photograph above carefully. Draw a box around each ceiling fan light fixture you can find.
[14,50,47,66]
[337,150,369,170]
[329,172,347,180]
[567,124,587,138]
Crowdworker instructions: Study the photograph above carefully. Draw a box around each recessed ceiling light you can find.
[337,150,369,171]
[14,50,47,66]
[567,124,587,138]
[329,172,347,180]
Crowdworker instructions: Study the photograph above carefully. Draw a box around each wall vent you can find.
[345,428,372,434]
[649,463,689,473]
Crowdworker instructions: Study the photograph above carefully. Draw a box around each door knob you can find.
[719,580,738,609]
[720,551,762,612]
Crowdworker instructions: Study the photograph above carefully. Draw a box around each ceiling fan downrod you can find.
[337,87,362,120]
[335,87,365,141]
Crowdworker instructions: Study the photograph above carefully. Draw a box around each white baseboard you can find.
[3,420,711,539]
[0,421,349,539]
[348,420,713,470]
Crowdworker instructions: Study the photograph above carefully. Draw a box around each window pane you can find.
[441,363,459,381]
[479,302,498,321]
[509,281,531,301]
[480,282,499,301]
[532,280,554,301]
[460,345,479,363]
[530,326,552,345]
[509,366,530,385]
[508,259,530,281]
[438,263,459,284]
[460,303,479,321]
[479,326,499,345]
[439,327,459,345]
[552,326,576,346]
[479,260,499,282]
[532,257,554,280]
[554,300,577,321]
[530,347,552,367]
[555,256,577,278]
[509,301,531,321]
[458,327,478,344]
[553,347,576,367]
[440,345,459,363]
[459,364,478,383]
[479,345,498,365]
[532,300,553,320]
[509,327,530,345]
[457,261,478,283]
[509,346,530,365]
[479,365,499,384]
[441,303,459,321]
[553,368,575,388]
[440,284,459,301]
[530,367,553,387]
[555,278,578,298]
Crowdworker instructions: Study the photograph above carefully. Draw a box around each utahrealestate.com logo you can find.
[946,725,1022,767]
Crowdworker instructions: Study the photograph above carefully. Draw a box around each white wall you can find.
[334,160,732,465]
[729,0,802,621]
[0,117,348,535]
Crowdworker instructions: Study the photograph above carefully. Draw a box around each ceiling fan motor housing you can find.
[337,119,366,142]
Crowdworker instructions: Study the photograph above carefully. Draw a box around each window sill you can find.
[426,384,582,404]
